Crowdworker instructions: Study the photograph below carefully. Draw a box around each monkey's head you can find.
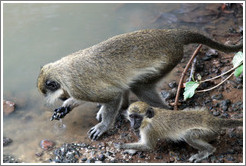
[37,63,70,104]
[127,101,155,130]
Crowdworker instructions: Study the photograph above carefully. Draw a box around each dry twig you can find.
[173,44,202,110]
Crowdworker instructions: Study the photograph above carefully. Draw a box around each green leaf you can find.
[232,51,243,68]
[183,81,200,101]
[234,65,243,77]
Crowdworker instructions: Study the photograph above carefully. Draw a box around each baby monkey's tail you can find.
[219,119,243,128]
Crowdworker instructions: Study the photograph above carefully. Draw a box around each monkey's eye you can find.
[45,80,60,91]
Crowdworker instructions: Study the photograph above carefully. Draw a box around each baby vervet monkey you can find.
[115,101,243,163]
[37,29,242,140]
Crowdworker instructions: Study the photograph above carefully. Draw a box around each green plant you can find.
[183,51,243,100]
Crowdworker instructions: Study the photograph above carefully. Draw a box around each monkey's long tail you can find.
[219,119,243,128]
[178,30,243,53]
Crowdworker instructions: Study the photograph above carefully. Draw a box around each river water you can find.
[2,3,242,163]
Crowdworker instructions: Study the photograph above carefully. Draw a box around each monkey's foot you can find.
[50,106,71,121]
[188,151,212,163]
[88,122,109,140]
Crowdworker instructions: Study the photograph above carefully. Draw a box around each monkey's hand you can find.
[114,143,138,155]
[50,106,71,121]
[113,143,123,149]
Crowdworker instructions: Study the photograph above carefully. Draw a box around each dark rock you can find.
[220,99,231,111]
[237,84,243,89]
[202,49,218,61]
[155,155,163,160]
[226,155,235,161]
[3,137,12,146]
[235,73,243,84]
[81,158,87,162]
[3,154,19,163]
[35,152,43,157]
[168,81,177,88]
[52,143,81,163]
[213,111,220,116]
[40,139,55,151]
[226,149,235,154]
[237,139,243,146]
[78,143,89,148]
[3,100,15,116]
[220,113,229,118]
[139,154,146,158]
[169,157,175,162]
[86,158,95,163]
[204,99,212,104]
[98,154,106,161]
[211,94,223,100]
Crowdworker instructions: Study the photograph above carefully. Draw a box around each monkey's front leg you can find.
[115,142,152,155]
[50,98,81,121]
[88,95,122,140]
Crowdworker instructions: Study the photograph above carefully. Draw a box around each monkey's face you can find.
[37,64,70,104]
[127,101,155,130]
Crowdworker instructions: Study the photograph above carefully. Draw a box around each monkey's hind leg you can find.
[88,95,122,140]
[96,91,129,122]
[184,129,216,163]
[131,84,170,109]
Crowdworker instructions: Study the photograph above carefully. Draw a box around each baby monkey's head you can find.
[127,101,155,130]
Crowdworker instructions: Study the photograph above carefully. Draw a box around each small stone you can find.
[86,158,95,163]
[3,100,15,116]
[40,139,55,151]
[168,81,177,88]
[220,113,229,118]
[202,49,218,61]
[169,157,175,162]
[3,154,19,163]
[3,137,12,146]
[98,154,106,161]
[220,99,231,111]
[155,155,163,160]
[81,158,87,162]
[213,111,220,116]
[237,84,243,89]
[35,152,43,157]
[226,155,235,161]
[211,94,223,100]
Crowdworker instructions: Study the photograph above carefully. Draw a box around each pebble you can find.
[202,49,218,61]
[86,158,95,163]
[81,158,87,162]
[169,156,175,162]
[98,154,106,161]
[3,100,15,116]
[220,99,231,111]
[213,111,220,116]
[211,94,223,100]
[168,81,177,88]
[40,139,55,151]
[231,101,243,112]
[155,155,163,160]
[53,143,81,163]
[35,152,43,157]
[3,137,12,146]
[3,154,19,163]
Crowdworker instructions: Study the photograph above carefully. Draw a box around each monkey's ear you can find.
[146,107,154,118]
